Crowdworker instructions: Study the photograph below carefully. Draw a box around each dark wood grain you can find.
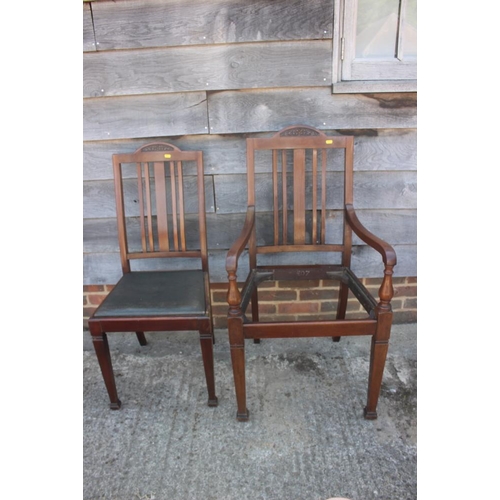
[89,142,217,410]
[224,126,398,421]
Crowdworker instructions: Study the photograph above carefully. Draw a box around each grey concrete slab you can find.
[83,324,416,500]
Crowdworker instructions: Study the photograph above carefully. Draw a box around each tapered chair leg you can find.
[199,325,218,407]
[135,331,148,346]
[364,311,392,419]
[89,325,121,410]
[228,317,249,421]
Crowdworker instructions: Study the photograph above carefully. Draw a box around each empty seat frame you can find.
[225,125,397,421]
[88,142,218,409]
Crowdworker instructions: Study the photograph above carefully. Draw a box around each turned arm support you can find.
[226,206,256,313]
[345,204,397,310]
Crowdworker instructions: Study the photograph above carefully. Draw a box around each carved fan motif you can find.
[280,127,321,137]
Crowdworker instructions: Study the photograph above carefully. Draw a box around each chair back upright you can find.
[112,142,208,274]
[246,125,355,269]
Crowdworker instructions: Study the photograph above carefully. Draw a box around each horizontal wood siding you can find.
[83,92,208,141]
[84,129,416,180]
[83,40,332,97]
[83,0,417,285]
[91,0,334,50]
[84,210,416,254]
[83,3,96,52]
[208,89,416,134]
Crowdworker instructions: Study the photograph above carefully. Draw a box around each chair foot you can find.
[236,409,250,422]
[253,339,261,344]
[332,336,341,342]
[109,399,122,410]
[208,397,219,407]
[136,332,148,346]
[363,407,378,420]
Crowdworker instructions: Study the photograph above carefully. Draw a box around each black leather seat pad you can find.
[93,270,207,318]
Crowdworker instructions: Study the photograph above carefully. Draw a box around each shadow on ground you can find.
[83,324,416,500]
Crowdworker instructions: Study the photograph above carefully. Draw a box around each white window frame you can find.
[332,0,417,93]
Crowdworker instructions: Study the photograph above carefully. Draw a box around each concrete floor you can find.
[83,324,417,500]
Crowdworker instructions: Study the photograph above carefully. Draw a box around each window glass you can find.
[403,0,417,57]
[355,0,400,58]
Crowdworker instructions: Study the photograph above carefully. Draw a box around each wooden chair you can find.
[88,142,217,409]
[226,125,396,421]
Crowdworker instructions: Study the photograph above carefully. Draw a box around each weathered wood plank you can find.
[84,244,416,284]
[208,89,417,134]
[214,171,417,213]
[84,209,416,254]
[92,0,334,51]
[83,3,96,52]
[83,177,215,219]
[83,129,417,180]
[83,40,332,98]
[83,92,208,141]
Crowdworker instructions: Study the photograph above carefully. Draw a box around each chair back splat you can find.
[226,125,397,422]
[88,142,217,410]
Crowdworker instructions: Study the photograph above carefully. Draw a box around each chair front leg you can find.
[365,267,394,419]
[89,323,121,410]
[135,331,148,346]
[199,322,218,407]
[228,316,249,421]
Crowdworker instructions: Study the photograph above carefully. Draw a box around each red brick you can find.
[105,284,115,292]
[394,285,417,298]
[83,307,96,319]
[320,301,338,312]
[277,280,320,288]
[406,277,417,284]
[211,304,230,316]
[299,289,339,301]
[278,302,319,314]
[212,291,228,303]
[84,285,105,292]
[88,294,106,306]
[393,310,417,324]
[404,297,417,309]
[259,290,297,302]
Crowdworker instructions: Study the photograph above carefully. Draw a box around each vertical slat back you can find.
[321,149,327,244]
[176,161,187,251]
[281,150,288,244]
[169,161,179,251]
[112,143,208,272]
[144,162,155,251]
[292,149,306,244]
[247,126,355,264]
[153,161,170,251]
[312,149,318,244]
[272,150,279,245]
[136,163,147,252]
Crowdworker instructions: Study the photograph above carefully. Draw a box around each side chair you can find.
[88,142,218,409]
[225,125,396,421]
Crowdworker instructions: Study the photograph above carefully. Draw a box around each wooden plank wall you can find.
[83,0,417,284]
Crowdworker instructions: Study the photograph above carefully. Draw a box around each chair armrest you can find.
[226,206,256,274]
[226,206,255,313]
[345,204,397,267]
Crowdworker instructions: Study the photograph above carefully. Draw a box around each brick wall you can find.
[83,277,416,328]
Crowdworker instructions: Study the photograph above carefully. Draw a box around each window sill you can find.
[332,80,417,94]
